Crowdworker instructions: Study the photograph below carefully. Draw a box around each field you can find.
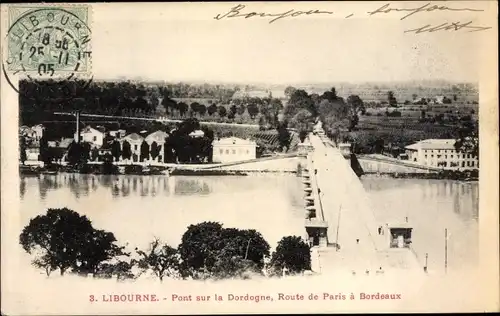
[365,103,477,118]
[348,114,460,154]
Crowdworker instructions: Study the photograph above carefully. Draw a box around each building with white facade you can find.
[120,133,144,162]
[405,139,478,170]
[212,137,257,163]
[20,124,45,143]
[145,131,168,146]
[145,130,169,162]
[74,126,104,148]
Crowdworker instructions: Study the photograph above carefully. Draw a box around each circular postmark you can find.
[3,6,93,98]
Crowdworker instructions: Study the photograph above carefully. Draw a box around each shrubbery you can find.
[20,211,312,281]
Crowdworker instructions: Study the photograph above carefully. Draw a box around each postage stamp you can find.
[4,5,92,80]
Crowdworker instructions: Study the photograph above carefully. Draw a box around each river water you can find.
[361,176,479,273]
[18,173,478,274]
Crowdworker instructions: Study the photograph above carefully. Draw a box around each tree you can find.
[75,229,129,275]
[19,208,125,276]
[455,119,479,159]
[269,236,311,276]
[268,98,283,128]
[177,221,224,278]
[198,104,207,117]
[111,140,121,162]
[150,141,160,161]
[91,147,99,161]
[95,260,135,281]
[320,88,339,103]
[442,96,452,104]
[207,104,218,116]
[298,130,308,143]
[388,91,398,107]
[39,135,51,165]
[178,102,189,117]
[421,110,426,119]
[177,222,270,280]
[80,142,91,162]
[140,140,149,162]
[277,121,291,152]
[122,140,132,161]
[237,104,246,116]
[161,90,178,115]
[285,89,316,117]
[284,86,297,98]
[217,106,227,118]
[258,116,269,131]
[136,238,179,282]
[247,103,259,119]
[190,102,200,115]
[317,98,350,134]
[19,135,27,164]
[229,105,237,116]
[347,95,365,114]
[289,109,313,133]
[67,140,82,165]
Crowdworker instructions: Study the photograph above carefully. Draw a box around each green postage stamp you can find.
[5,5,92,79]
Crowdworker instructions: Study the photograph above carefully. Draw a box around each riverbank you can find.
[362,169,478,181]
[19,163,298,177]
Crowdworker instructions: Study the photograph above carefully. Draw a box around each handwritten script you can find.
[367,2,484,20]
[213,2,491,34]
[214,4,333,24]
[404,21,492,34]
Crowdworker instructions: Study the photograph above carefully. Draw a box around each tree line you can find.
[19,79,284,129]
[282,86,365,143]
[20,208,312,280]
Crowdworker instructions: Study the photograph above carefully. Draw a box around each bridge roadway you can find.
[308,133,423,275]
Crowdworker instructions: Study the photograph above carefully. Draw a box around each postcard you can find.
[1,1,498,314]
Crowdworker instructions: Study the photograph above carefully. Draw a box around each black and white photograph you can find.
[1,2,498,314]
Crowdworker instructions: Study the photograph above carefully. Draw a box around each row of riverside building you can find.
[20,124,257,165]
[20,124,477,170]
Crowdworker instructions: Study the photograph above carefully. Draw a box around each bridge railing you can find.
[307,153,326,223]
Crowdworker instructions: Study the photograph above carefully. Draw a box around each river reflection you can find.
[19,173,306,250]
[19,174,479,273]
[361,176,479,273]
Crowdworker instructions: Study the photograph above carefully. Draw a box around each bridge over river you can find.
[302,129,423,276]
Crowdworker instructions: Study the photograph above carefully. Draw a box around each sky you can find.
[85,2,495,84]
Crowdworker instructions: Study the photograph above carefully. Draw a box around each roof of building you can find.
[80,126,103,134]
[405,139,457,151]
[387,223,413,229]
[213,137,256,146]
[145,130,169,143]
[121,133,144,142]
[189,130,205,138]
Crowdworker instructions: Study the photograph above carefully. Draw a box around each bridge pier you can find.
[302,151,329,248]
